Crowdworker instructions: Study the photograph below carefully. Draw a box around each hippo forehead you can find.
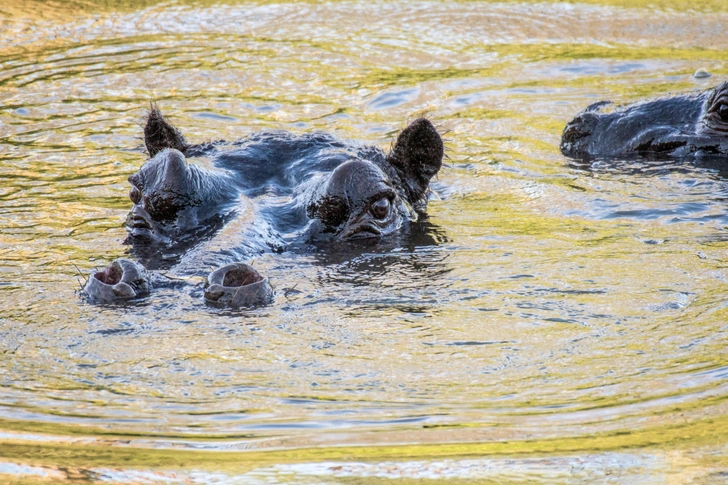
[129,148,189,190]
[324,159,394,204]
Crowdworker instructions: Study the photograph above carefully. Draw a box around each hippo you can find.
[84,106,444,307]
[561,81,728,160]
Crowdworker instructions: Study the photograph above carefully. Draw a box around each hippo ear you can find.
[144,104,188,158]
[584,100,612,113]
[386,118,444,209]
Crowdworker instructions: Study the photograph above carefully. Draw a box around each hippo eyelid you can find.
[370,196,392,220]
[706,89,728,114]
[368,188,396,205]
[700,91,728,135]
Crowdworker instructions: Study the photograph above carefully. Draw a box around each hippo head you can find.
[561,82,728,160]
[126,148,230,245]
[307,159,416,239]
[307,118,443,240]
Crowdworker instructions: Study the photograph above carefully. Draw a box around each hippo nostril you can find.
[370,197,390,220]
[94,263,123,285]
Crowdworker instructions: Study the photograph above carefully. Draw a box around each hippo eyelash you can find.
[368,189,396,206]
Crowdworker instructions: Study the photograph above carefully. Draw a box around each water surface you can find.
[1,0,727,482]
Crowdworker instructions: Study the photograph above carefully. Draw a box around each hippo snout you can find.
[83,259,149,303]
[204,263,273,308]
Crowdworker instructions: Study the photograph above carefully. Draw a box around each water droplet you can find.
[693,68,712,79]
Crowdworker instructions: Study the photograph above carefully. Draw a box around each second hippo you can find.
[561,81,728,160]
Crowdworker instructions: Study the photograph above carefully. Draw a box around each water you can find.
[1,0,728,482]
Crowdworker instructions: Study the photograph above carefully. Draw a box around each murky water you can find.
[1,0,728,482]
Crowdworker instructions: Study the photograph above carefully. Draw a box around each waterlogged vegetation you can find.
[1,0,727,483]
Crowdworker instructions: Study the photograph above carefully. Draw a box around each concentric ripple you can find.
[0,0,727,482]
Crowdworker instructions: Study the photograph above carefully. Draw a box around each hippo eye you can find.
[370,196,391,220]
[129,186,141,204]
[718,103,728,121]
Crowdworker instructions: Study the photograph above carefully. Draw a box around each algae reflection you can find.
[1,0,728,481]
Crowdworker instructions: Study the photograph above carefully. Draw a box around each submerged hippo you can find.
[85,106,444,306]
[561,81,728,160]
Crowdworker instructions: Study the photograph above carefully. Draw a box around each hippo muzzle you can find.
[84,259,149,303]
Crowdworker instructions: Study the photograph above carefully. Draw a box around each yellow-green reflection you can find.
[1,0,727,482]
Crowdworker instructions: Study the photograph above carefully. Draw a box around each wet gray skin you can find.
[107,107,444,307]
[83,258,149,303]
[203,263,273,308]
[561,81,728,160]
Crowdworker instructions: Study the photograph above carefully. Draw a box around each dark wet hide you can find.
[123,212,230,270]
[561,81,728,160]
[112,107,444,308]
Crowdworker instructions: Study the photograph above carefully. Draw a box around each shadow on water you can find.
[300,219,451,315]
[567,155,728,180]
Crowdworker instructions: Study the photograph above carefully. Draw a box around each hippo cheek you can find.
[628,128,689,155]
